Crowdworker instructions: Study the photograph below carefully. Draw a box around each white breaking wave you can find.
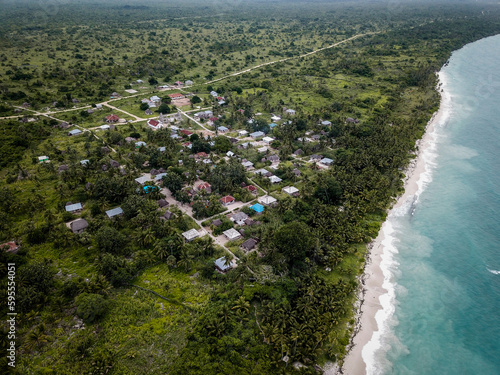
[487,269,500,275]
[362,71,452,375]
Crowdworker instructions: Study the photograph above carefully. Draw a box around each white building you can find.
[182,229,200,242]
[223,228,242,241]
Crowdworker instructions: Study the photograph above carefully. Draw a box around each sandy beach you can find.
[337,78,447,375]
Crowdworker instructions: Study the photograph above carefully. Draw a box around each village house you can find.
[241,238,257,252]
[147,119,162,130]
[321,157,334,166]
[243,185,258,194]
[1,242,19,253]
[220,195,235,206]
[254,168,270,176]
[321,120,332,126]
[250,131,265,139]
[250,203,265,213]
[70,219,88,234]
[293,149,303,156]
[238,130,248,137]
[134,175,150,185]
[154,173,167,182]
[106,207,123,218]
[194,110,213,119]
[106,114,120,123]
[100,125,110,131]
[231,212,249,226]
[195,181,212,193]
[217,126,229,133]
[68,129,82,136]
[242,160,254,169]
[262,136,275,144]
[267,154,280,163]
[259,195,277,206]
[215,257,232,273]
[223,228,242,241]
[185,80,193,86]
[285,109,296,115]
[161,211,174,220]
[271,114,281,122]
[157,199,169,208]
[283,186,300,197]
[211,218,223,227]
[182,229,199,242]
[110,160,120,168]
[169,93,185,101]
[310,154,323,162]
[135,141,147,148]
[65,202,83,213]
[269,175,282,184]
[58,165,69,173]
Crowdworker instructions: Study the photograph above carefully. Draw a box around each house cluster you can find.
[141,95,162,108]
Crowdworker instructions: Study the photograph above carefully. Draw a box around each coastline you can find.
[336,74,448,375]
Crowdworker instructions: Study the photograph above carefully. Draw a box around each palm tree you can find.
[25,323,49,351]
[232,296,250,315]
[166,255,177,268]
[154,240,169,259]
[178,248,194,272]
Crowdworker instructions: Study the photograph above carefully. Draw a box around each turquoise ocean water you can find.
[365,34,500,374]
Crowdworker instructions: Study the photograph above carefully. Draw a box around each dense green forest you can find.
[1,0,500,374]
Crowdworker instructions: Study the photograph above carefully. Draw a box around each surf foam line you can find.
[361,71,452,375]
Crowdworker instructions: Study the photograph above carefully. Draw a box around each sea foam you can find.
[362,71,452,375]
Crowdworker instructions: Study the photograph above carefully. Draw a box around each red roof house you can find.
[106,114,120,123]
[147,119,160,128]
[244,185,257,194]
[1,242,19,253]
[168,93,185,100]
[180,129,193,136]
[195,152,209,159]
[209,117,219,122]
[220,195,235,206]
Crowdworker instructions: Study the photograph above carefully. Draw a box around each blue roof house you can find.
[251,203,265,213]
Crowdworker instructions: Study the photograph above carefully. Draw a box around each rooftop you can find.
[65,203,83,212]
[106,207,123,218]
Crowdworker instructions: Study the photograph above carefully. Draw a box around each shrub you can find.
[75,293,108,323]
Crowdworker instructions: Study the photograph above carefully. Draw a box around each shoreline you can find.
[337,75,447,375]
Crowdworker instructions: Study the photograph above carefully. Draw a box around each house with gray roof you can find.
[321,157,334,166]
[250,131,265,139]
[241,238,257,252]
[182,229,200,242]
[70,219,88,234]
[106,207,123,218]
[231,212,249,225]
[215,257,233,273]
[68,129,82,136]
[223,228,242,241]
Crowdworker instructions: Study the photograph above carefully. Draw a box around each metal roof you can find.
[106,207,123,218]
